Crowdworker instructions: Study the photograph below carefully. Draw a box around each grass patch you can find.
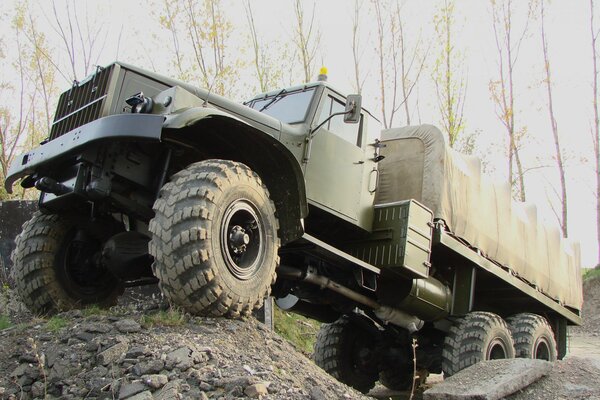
[583,266,600,281]
[45,316,67,332]
[82,305,108,317]
[140,308,187,328]
[0,314,11,330]
[274,307,321,355]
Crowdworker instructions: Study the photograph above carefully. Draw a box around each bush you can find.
[274,307,320,355]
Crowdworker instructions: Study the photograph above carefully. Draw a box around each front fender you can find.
[162,108,308,244]
[163,106,281,138]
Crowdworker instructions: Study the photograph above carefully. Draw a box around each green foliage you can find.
[140,308,187,328]
[583,266,600,281]
[45,316,67,332]
[432,0,467,147]
[274,307,320,355]
[82,305,108,317]
[0,314,11,330]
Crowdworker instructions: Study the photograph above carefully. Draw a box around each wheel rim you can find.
[56,229,115,298]
[486,338,509,360]
[220,199,264,280]
[533,337,551,360]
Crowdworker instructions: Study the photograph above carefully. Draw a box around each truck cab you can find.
[246,81,381,235]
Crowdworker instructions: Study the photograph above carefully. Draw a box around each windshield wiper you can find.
[259,88,287,112]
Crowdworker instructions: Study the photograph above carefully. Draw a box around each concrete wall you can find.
[0,200,37,282]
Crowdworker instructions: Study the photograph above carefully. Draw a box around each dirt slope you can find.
[0,289,368,400]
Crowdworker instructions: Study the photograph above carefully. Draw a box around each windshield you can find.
[249,88,315,124]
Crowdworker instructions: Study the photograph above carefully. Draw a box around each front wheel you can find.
[12,212,124,314]
[149,160,280,318]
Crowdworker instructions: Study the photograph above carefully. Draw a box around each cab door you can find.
[304,92,375,229]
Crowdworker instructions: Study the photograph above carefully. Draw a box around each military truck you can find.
[5,62,582,392]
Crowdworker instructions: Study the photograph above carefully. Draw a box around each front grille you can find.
[49,65,115,140]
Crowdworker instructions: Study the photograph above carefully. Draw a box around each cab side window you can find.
[317,95,361,147]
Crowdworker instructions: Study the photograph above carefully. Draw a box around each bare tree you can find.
[540,0,567,237]
[159,0,239,97]
[244,1,284,93]
[591,0,600,263]
[433,0,467,147]
[292,0,321,83]
[1,5,55,200]
[25,12,58,135]
[351,0,367,94]
[374,0,428,129]
[49,0,108,82]
[489,0,534,202]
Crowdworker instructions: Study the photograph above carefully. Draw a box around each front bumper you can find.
[4,114,165,193]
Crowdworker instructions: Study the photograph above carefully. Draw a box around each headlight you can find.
[125,92,154,113]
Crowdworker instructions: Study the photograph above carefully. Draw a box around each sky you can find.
[1,0,598,267]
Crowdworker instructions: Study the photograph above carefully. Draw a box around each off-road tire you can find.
[313,316,378,393]
[442,311,515,376]
[149,160,280,318]
[378,369,413,391]
[507,313,557,361]
[11,212,123,315]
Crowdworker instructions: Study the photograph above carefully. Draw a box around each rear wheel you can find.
[507,313,557,361]
[149,160,279,318]
[313,316,378,393]
[12,212,124,314]
[442,311,515,376]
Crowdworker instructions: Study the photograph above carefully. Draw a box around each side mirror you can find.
[344,94,362,124]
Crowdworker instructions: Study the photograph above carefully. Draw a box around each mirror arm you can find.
[308,110,350,139]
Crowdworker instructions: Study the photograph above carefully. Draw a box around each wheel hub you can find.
[229,225,250,254]
[220,200,264,280]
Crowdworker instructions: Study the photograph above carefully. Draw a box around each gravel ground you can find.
[0,287,369,400]
[2,279,599,400]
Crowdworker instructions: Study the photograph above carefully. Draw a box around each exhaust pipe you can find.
[278,266,424,333]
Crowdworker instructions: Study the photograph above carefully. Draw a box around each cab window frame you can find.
[315,91,364,148]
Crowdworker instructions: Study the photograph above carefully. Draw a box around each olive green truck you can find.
[5,62,582,392]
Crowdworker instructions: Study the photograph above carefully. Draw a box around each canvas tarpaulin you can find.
[375,124,583,311]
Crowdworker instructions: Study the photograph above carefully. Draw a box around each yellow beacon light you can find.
[318,66,328,82]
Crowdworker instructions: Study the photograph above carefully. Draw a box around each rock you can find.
[45,349,60,368]
[48,359,71,383]
[76,331,96,342]
[97,340,129,365]
[18,353,37,363]
[165,346,200,371]
[423,359,553,400]
[115,319,142,333]
[309,386,327,400]
[244,382,269,398]
[126,346,148,358]
[10,363,28,378]
[198,392,209,400]
[30,381,45,398]
[118,382,147,399]
[133,359,165,376]
[215,375,256,390]
[126,390,153,400]
[142,374,168,389]
[81,322,113,333]
[154,379,182,400]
